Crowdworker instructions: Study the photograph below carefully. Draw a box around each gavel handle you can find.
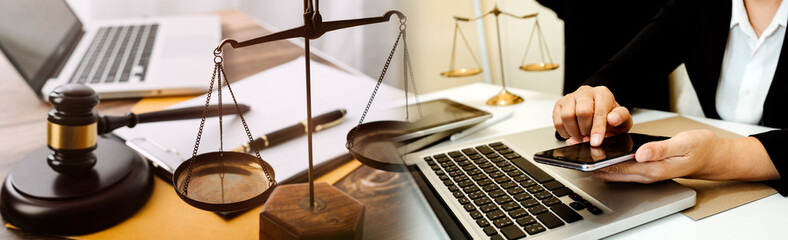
[97,104,251,134]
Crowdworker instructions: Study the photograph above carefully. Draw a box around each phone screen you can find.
[534,133,668,164]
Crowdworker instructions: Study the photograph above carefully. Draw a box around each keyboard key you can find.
[528,205,548,215]
[542,197,561,206]
[431,165,442,170]
[453,175,469,182]
[509,208,528,219]
[483,226,497,236]
[482,184,500,192]
[465,165,480,172]
[458,197,470,205]
[491,234,504,240]
[478,178,494,186]
[470,210,483,219]
[527,185,545,193]
[463,186,480,194]
[463,203,476,212]
[445,165,459,172]
[469,192,486,199]
[439,175,449,181]
[489,157,505,163]
[499,148,514,154]
[493,217,513,228]
[501,166,517,172]
[489,171,505,178]
[551,204,583,223]
[489,190,506,198]
[543,180,564,190]
[481,204,499,213]
[503,153,521,160]
[471,173,487,181]
[469,154,483,160]
[552,187,572,197]
[449,170,464,177]
[490,142,504,147]
[522,199,540,208]
[513,193,532,201]
[448,151,463,158]
[484,167,499,173]
[511,157,555,183]
[478,162,493,169]
[506,170,523,177]
[570,201,585,210]
[501,202,520,211]
[457,180,474,188]
[568,193,582,201]
[443,180,453,186]
[536,212,565,229]
[457,160,472,166]
[492,145,508,151]
[507,187,525,195]
[447,185,459,192]
[476,145,495,154]
[494,176,511,184]
[495,160,511,167]
[474,197,491,206]
[486,210,506,220]
[500,225,526,239]
[524,223,546,235]
[477,218,490,227]
[501,182,517,189]
[587,205,603,215]
[453,191,464,198]
[462,148,477,155]
[534,191,553,200]
[520,179,537,188]
[517,216,536,226]
[495,196,513,205]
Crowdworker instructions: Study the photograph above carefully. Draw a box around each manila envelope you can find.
[630,116,777,220]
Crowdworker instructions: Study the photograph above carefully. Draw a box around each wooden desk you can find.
[0,10,442,239]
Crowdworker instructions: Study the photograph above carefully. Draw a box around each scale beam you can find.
[215,10,405,53]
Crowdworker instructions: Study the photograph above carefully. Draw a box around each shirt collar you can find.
[731,0,788,29]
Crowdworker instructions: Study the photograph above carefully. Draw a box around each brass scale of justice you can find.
[441,5,559,106]
[172,0,424,213]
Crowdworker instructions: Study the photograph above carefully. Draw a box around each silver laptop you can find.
[404,127,696,239]
[0,0,219,100]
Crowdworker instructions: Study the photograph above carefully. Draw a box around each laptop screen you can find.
[0,0,83,95]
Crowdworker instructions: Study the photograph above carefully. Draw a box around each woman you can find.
[553,0,788,193]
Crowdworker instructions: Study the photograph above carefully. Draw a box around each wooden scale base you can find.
[260,182,364,240]
[0,137,153,235]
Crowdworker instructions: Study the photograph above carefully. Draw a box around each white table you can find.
[416,82,786,239]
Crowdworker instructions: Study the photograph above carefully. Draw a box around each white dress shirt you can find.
[716,0,788,125]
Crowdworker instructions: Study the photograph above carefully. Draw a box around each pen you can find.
[233,109,347,153]
[450,111,514,141]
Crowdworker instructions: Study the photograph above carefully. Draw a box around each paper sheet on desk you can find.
[114,57,404,183]
[630,116,777,220]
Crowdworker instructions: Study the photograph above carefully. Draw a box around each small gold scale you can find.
[170,1,423,237]
[441,5,559,106]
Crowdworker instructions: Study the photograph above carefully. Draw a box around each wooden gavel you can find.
[46,84,249,175]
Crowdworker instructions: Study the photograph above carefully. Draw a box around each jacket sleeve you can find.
[752,129,788,196]
[583,0,689,108]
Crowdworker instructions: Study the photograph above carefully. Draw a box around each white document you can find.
[115,57,405,182]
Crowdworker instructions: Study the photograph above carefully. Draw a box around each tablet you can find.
[391,99,491,142]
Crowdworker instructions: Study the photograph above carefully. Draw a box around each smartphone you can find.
[533,133,669,171]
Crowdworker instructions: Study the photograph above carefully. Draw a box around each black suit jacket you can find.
[584,0,788,193]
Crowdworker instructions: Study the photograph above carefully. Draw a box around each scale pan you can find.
[173,151,276,212]
[440,68,483,77]
[346,121,412,172]
[519,63,559,71]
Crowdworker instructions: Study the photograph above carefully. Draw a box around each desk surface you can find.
[0,10,443,240]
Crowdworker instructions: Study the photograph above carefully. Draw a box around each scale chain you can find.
[403,30,424,120]
[346,28,403,148]
[219,65,275,185]
[182,62,219,195]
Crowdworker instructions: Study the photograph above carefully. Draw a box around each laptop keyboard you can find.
[423,142,603,239]
[69,24,159,84]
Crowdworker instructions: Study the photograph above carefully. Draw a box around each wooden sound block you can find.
[260,182,364,240]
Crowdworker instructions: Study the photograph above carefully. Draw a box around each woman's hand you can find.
[553,85,633,146]
[592,129,780,183]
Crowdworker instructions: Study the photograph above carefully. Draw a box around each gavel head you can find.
[46,84,99,175]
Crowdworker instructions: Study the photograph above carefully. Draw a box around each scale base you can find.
[486,89,524,106]
[0,137,153,235]
[260,182,364,240]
